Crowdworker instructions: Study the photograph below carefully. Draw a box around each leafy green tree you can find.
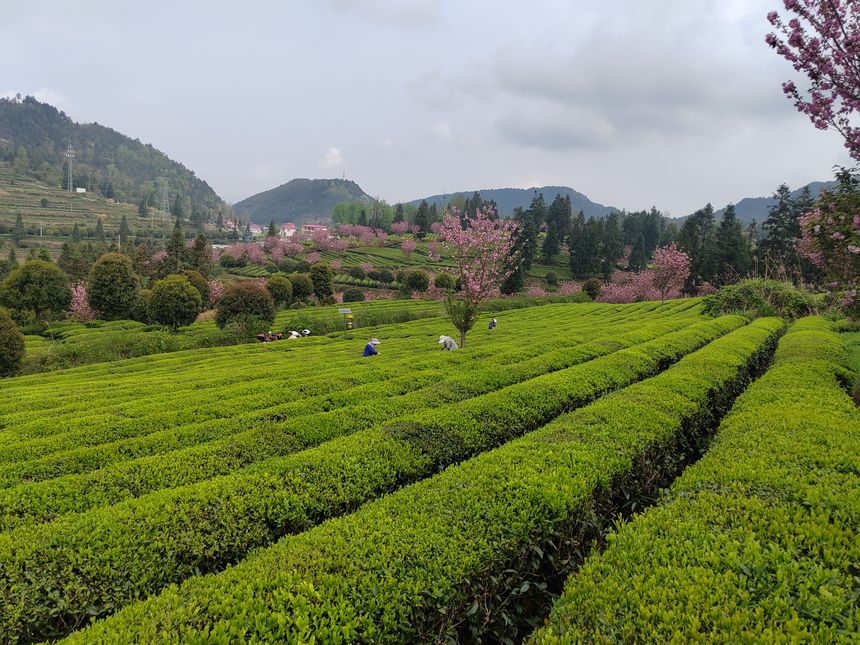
[0,259,71,321]
[87,253,139,320]
[401,269,430,293]
[58,242,91,282]
[0,307,25,376]
[138,199,148,217]
[180,269,210,306]
[266,275,292,307]
[628,233,648,270]
[118,215,130,246]
[309,261,334,301]
[71,223,82,243]
[568,213,602,278]
[267,220,277,238]
[12,213,26,246]
[600,213,624,279]
[542,193,571,261]
[188,234,212,277]
[215,282,275,329]
[171,194,184,221]
[714,205,752,283]
[393,203,405,223]
[190,205,206,230]
[165,218,187,274]
[677,204,718,289]
[760,184,798,266]
[94,218,105,242]
[133,241,153,278]
[501,207,538,294]
[148,275,201,330]
[290,273,314,301]
[413,200,432,235]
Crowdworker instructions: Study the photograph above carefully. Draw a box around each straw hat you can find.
[369,338,380,345]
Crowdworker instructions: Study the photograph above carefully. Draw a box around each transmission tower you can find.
[160,188,170,224]
[65,144,75,193]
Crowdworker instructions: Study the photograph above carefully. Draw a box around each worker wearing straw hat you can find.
[363,337,381,356]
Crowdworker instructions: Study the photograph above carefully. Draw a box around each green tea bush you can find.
[703,278,815,319]
[532,318,857,643]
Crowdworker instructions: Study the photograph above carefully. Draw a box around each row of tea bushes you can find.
[62,317,783,644]
[530,317,858,643]
[0,314,733,642]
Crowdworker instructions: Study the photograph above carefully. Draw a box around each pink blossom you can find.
[557,281,581,296]
[207,280,225,307]
[67,283,97,321]
[331,259,343,271]
[401,238,417,259]
[360,261,373,274]
[391,221,409,235]
[306,251,321,264]
[651,243,691,301]
[527,286,547,297]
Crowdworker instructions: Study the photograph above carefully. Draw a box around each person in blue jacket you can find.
[363,337,380,356]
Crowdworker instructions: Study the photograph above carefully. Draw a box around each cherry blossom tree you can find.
[67,283,97,321]
[766,2,860,160]
[391,221,409,235]
[401,238,417,259]
[652,243,691,301]
[434,205,517,347]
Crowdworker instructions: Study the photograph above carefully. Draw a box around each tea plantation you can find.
[0,300,856,643]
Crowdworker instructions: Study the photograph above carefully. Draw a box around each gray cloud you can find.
[324,0,443,27]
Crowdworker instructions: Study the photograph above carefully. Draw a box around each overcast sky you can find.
[1,0,851,215]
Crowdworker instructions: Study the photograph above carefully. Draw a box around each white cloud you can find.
[324,0,442,27]
[429,121,453,141]
[320,146,344,169]
[381,137,395,148]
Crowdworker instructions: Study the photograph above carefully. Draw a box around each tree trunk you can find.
[460,329,466,348]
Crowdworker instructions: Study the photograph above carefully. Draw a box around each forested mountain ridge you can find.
[232,178,372,225]
[711,181,837,225]
[411,185,619,218]
[0,96,227,222]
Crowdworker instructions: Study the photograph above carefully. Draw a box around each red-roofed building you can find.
[301,223,329,239]
[279,223,297,239]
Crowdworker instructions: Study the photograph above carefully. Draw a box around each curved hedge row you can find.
[530,317,858,643]
[62,317,783,644]
[0,314,736,642]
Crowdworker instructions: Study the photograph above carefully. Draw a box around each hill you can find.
[710,181,837,225]
[411,185,619,218]
[232,178,372,225]
[0,161,174,249]
[0,96,227,220]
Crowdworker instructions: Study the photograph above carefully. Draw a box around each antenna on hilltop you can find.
[65,143,75,193]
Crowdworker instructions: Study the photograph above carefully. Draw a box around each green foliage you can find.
[0,259,70,320]
[55,316,776,644]
[545,271,558,286]
[289,273,314,301]
[582,277,601,300]
[309,261,334,301]
[532,318,855,643]
[702,278,815,319]
[266,275,293,307]
[180,269,210,306]
[0,307,25,376]
[401,269,429,293]
[348,265,366,280]
[341,287,365,303]
[215,281,275,329]
[234,178,370,226]
[433,272,455,291]
[131,289,151,323]
[87,253,139,320]
[146,275,202,330]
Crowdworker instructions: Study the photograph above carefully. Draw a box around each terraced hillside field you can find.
[0,301,856,643]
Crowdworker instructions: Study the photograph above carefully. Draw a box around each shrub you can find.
[131,289,152,323]
[181,270,210,306]
[377,268,394,284]
[290,273,314,301]
[582,278,602,300]
[545,271,558,286]
[147,276,202,330]
[218,253,236,268]
[401,269,430,293]
[266,275,293,307]
[433,272,455,290]
[342,288,365,303]
[702,278,815,319]
[278,258,299,274]
[349,266,366,280]
[0,307,24,376]
[87,254,140,321]
[0,259,71,321]
[215,282,275,329]
[310,262,335,301]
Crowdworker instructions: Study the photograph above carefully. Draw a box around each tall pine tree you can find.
[714,205,751,283]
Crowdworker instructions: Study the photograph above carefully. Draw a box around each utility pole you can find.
[161,187,170,224]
